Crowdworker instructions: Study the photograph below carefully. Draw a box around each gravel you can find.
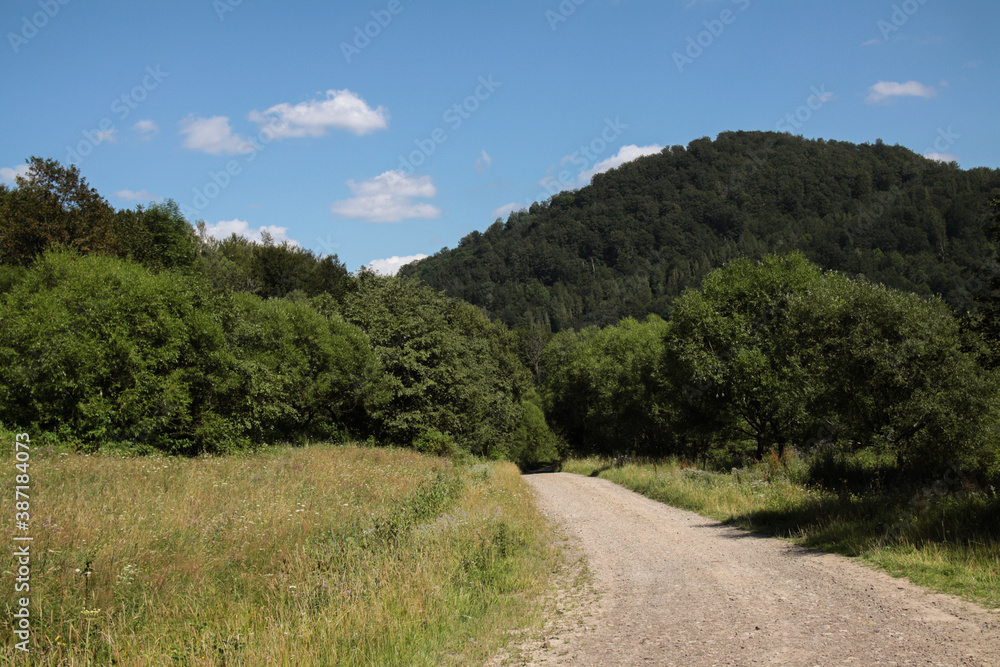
[510,472,1000,666]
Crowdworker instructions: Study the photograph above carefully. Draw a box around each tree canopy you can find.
[403,132,1000,330]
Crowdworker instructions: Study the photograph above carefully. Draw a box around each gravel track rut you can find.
[515,472,1000,666]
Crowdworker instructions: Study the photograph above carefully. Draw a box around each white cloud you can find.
[475,149,492,173]
[865,80,937,104]
[576,144,663,186]
[115,189,162,202]
[924,152,960,164]
[492,202,525,219]
[366,254,429,276]
[330,170,441,223]
[249,89,388,138]
[179,115,253,155]
[861,38,880,47]
[0,164,30,184]
[133,119,159,139]
[201,218,299,246]
[93,129,117,144]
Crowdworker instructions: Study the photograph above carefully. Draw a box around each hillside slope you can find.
[402,131,1000,330]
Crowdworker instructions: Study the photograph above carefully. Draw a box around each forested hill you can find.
[401,131,1000,331]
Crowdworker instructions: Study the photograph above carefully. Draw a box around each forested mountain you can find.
[402,131,1000,330]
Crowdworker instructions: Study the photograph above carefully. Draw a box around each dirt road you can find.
[515,473,1000,666]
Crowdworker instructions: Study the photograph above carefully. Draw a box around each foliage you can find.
[0,250,380,453]
[0,249,232,452]
[541,315,671,456]
[403,132,1000,330]
[341,271,531,457]
[664,253,823,460]
[543,254,999,481]
[504,389,565,470]
[0,157,119,265]
[217,292,383,445]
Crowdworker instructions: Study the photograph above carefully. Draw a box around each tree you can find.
[341,272,530,456]
[114,200,198,271]
[791,272,998,475]
[664,253,823,460]
[0,157,118,265]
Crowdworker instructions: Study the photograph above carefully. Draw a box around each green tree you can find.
[341,271,529,456]
[114,200,198,271]
[0,250,236,452]
[664,254,823,460]
[0,157,119,265]
[791,272,999,475]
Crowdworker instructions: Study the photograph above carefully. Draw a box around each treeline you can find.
[403,131,1000,331]
[0,158,562,467]
[538,252,1000,482]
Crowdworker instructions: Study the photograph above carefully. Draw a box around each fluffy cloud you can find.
[201,219,299,246]
[179,115,253,155]
[865,80,936,104]
[366,254,429,276]
[114,189,162,202]
[330,170,441,223]
[576,144,663,186]
[133,119,159,140]
[0,164,30,183]
[924,152,960,164]
[249,89,388,138]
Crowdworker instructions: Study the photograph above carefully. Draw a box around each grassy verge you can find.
[564,455,1000,608]
[1,439,557,665]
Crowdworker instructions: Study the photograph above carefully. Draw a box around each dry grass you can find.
[1,442,557,665]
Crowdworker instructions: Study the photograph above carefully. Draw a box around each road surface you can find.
[509,473,1000,666]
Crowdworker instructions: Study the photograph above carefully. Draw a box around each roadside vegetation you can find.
[0,440,557,665]
[564,453,1000,608]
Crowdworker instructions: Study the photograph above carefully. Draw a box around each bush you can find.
[0,249,238,453]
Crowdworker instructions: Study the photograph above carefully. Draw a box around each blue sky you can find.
[2,0,997,274]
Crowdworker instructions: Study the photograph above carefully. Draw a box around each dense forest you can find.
[0,158,561,467]
[3,146,1000,487]
[402,131,1000,331]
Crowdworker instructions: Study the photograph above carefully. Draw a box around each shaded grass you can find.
[1,441,557,665]
[564,455,1000,608]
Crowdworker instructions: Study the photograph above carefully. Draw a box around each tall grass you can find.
[1,441,557,665]
[564,453,1000,608]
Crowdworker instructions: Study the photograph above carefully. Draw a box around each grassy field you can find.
[1,440,558,665]
[564,454,1000,609]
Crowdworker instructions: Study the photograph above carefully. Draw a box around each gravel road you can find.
[514,472,1000,666]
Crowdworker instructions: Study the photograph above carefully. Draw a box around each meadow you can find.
[564,453,1000,608]
[1,440,557,665]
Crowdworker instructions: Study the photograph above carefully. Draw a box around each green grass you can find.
[1,440,559,665]
[564,454,1000,608]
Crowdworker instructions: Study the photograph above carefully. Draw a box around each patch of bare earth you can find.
[499,473,1000,666]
